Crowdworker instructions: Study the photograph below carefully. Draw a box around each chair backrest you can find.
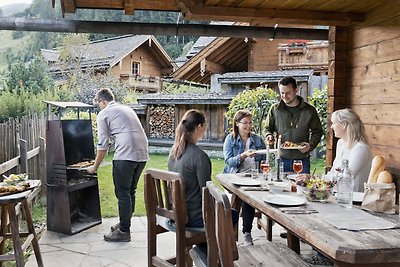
[144,168,188,232]
[203,181,238,267]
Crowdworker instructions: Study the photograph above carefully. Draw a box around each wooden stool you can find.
[0,191,43,267]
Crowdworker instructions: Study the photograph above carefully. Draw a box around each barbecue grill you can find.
[44,101,101,235]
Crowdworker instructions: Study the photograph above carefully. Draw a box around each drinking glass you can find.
[251,161,259,179]
[260,160,271,183]
[293,160,303,174]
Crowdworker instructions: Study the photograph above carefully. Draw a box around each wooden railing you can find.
[120,74,162,92]
[277,41,328,72]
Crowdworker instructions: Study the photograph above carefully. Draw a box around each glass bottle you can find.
[336,159,354,208]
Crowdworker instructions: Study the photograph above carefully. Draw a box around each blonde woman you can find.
[296,108,372,192]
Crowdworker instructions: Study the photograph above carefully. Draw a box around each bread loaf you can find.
[367,155,385,183]
[376,171,393,183]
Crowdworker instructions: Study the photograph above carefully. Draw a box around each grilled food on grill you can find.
[282,141,304,148]
[69,160,95,168]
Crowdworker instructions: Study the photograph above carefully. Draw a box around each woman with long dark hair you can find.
[168,109,211,227]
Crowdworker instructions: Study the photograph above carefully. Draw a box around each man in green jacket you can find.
[265,76,322,174]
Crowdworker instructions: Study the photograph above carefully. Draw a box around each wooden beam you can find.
[0,17,329,40]
[200,59,228,74]
[182,4,364,26]
[124,0,135,15]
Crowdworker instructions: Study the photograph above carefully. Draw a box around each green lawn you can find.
[97,152,324,217]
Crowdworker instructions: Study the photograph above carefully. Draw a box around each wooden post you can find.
[39,137,46,195]
[19,139,28,174]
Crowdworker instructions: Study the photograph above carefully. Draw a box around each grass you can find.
[32,153,325,219]
[97,152,226,217]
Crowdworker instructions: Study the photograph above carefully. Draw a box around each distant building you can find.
[41,35,177,92]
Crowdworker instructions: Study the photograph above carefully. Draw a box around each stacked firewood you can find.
[149,105,175,138]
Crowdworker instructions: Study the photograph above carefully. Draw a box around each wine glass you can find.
[260,160,271,183]
[292,160,303,174]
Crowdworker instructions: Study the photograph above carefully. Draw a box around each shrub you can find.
[225,87,278,138]
[308,85,328,157]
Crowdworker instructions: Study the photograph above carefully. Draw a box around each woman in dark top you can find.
[168,109,211,227]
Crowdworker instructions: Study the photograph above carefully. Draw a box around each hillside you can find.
[0,31,33,73]
[0,3,31,16]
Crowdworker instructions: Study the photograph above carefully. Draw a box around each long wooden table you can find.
[217,173,400,267]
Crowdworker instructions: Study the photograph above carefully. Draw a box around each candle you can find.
[277,135,282,159]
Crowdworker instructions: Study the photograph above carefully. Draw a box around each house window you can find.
[132,62,140,75]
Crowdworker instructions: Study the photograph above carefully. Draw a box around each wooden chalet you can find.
[41,35,176,92]
[172,32,328,86]
[53,0,399,182]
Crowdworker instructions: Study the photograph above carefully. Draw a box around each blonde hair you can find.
[170,109,205,160]
[332,108,366,148]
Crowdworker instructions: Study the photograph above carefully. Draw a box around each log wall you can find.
[327,2,400,182]
[348,2,400,172]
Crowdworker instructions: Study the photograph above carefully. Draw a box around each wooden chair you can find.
[144,168,206,267]
[200,181,308,267]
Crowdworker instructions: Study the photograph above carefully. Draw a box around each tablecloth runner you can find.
[308,200,399,231]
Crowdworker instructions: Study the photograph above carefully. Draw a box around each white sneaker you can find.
[243,232,254,246]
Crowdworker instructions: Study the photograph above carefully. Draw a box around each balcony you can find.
[120,74,162,92]
[278,41,328,74]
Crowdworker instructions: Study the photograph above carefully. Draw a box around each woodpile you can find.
[148,105,175,138]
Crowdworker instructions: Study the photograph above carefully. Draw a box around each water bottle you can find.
[336,159,354,208]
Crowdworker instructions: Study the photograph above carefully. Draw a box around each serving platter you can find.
[0,180,40,197]
[263,194,305,206]
[231,178,261,187]
[255,149,278,154]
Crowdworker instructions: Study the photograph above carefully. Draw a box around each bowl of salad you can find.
[302,176,335,203]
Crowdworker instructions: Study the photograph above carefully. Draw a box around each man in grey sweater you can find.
[88,88,148,242]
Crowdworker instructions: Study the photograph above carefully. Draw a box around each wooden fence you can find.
[0,113,46,191]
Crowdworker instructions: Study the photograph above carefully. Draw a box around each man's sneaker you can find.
[111,222,120,232]
[243,232,254,246]
[104,229,131,242]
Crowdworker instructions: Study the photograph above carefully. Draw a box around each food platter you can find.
[263,194,305,206]
[281,141,306,150]
[231,178,261,187]
[0,180,40,197]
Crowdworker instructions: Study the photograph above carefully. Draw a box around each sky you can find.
[0,0,32,7]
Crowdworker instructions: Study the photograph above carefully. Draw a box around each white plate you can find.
[353,192,364,203]
[281,145,306,150]
[255,149,278,154]
[263,194,305,206]
[231,178,261,187]
[287,174,297,181]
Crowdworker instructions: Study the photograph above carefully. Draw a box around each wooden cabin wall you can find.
[247,38,280,72]
[348,2,400,178]
[176,104,227,142]
[111,45,162,77]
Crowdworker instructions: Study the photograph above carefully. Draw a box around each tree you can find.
[5,55,54,95]
[225,87,279,138]
[308,85,328,157]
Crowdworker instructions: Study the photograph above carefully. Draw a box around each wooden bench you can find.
[192,181,308,267]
